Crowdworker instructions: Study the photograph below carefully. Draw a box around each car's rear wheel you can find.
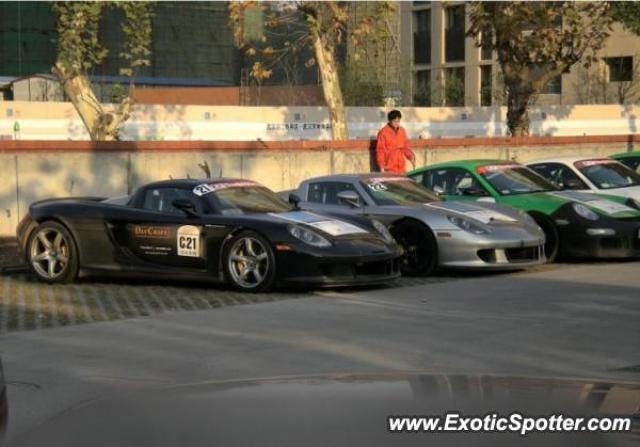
[391,220,438,276]
[28,221,79,284]
[529,213,559,263]
[223,231,276,292]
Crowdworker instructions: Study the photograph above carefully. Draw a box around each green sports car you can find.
[610,151,640,174]
[408,160,640,261]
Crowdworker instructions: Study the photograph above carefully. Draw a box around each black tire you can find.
[27,221,79,284]
[529,213,559,263]
[222,230,277,292]
[391,220,438,276]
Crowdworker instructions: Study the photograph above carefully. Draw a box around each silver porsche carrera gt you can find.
[290,173,546,275]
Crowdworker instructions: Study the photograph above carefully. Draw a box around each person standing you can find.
[375,110,416,174]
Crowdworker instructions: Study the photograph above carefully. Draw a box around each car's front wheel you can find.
[529,213,559,263]
[223,230,277,292]
[391,220,438,276]
[27,221,79,284]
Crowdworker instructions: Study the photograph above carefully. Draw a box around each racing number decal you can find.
[177,225,201,257]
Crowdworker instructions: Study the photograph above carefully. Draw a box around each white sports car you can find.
[527,156,640,202]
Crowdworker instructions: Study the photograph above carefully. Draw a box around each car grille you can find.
[320,259,399,278]
[477,245,542,264]
[505,246,541,262]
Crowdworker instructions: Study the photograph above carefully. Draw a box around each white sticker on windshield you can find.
[193,181,258,196]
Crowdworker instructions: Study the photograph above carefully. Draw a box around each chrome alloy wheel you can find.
[29,228,70,280]
[227,236,270,289]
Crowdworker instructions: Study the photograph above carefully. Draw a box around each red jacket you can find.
[375,124,415,174]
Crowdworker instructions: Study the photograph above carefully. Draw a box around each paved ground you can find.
[1,261,639,443]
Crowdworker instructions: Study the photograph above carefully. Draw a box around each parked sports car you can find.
[409,160,640,261]
[527,156,640,202]
[16,179,402,292]
[610,150,640,174]
[290,174,545,275]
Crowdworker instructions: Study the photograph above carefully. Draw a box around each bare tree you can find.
[468,2,613,136]
[52,2,153,141]
[229,1,395,140]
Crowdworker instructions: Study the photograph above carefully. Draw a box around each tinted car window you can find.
[422,168,488,197]
[209,185,292,215]
[143,188,199,214]
[617,157,640,174]
[575,161,640,189]
[529,163,588,190]
[362,178,438,205]
[477,165,557,196]
[307,182,360,205]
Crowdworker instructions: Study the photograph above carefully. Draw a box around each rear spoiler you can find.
[30,196,108,207]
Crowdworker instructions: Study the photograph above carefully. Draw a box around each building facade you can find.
[402,1,640,107]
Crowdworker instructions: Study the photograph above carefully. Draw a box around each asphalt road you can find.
[1,261,639,443]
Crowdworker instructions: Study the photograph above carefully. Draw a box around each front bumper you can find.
[557,219,640,259]
[436,226,546,270]
[275,241,402,287]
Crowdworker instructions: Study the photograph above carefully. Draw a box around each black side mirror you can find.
[288,193,301,210]
[172,198,199,217]
[337,190,361,208]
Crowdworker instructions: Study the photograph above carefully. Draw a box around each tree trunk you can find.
[505,84,532,137]
[53,62,126,141]
[310,28,348,140]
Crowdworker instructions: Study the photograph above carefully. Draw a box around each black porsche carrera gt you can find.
[16,179,402,292]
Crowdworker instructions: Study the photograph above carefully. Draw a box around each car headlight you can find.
[288,225,331,247]
[572,203,599,221]
[372,219,395,244]
[625,198,640,210]
[447,215,490,235]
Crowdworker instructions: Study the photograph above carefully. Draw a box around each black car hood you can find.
[10,372,639,447]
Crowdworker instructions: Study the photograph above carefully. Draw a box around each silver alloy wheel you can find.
[227,236,270,289]
[29,228,70,280]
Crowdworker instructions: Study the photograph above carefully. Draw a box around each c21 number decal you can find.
[177,225,200,257]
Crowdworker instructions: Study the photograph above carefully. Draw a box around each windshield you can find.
[362,177,439,205]
[209,185,292,214]
[575,160,640,190]
[477,165,557,196]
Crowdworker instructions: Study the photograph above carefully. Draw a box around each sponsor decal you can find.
[177,225,201,257]
[139,245,171,256]
[132,225,171,239]
[574,159,611,168]
[365,176,411,191]
[476,164,521,175]
[271,211,368,236]
[426,203,517,224]
[193,181,258,196]
[552,191,635,215]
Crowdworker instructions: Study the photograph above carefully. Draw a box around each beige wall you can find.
[0,139,635,236]
[1,101,639,141]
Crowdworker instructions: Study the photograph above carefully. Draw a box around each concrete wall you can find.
[0,135,637,237]
[0,101,639,141]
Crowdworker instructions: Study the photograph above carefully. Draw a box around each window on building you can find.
[413,9,431,65]
[480,65,492,106]
[542,75,562,94]
[414,70,431,106]
[445,5,466,62]
[480,33,492,61]
[606,57,633,82]
[445,67,465,107]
